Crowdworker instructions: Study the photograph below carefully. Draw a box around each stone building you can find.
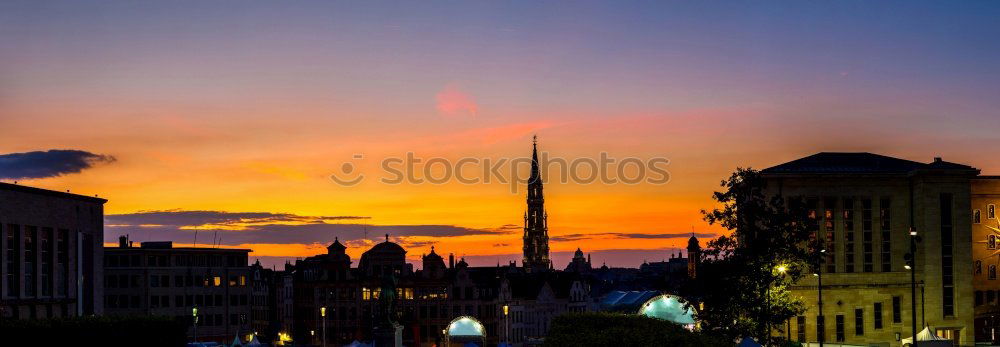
[103,237,251,343]
[291,237,507,347]
[762,152,978,346]
[0,182,106,319]
[972,176,1000,342]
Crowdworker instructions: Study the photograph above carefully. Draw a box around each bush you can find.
[0,315,188,346]
[544,312,729,347]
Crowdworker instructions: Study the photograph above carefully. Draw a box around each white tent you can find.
[901,326,953,347]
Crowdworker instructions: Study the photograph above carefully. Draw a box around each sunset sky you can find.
[2,1,999,268]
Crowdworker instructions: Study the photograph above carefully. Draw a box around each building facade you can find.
[762,153,978,346]
[0,182,106,319]
[103,237,251,343]
[972,176,1000,342]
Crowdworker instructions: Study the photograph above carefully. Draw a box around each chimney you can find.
[449,253,455,269]
[118,234,129,248]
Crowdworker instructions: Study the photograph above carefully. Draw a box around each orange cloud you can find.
[435,83,478,117]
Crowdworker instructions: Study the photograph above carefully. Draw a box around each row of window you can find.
[3,224,71,298]
[104,274,247,289]
[806,197,892,273]
[973,204,997,224]
[105,293,250,309]
[795,297,902,343]
[105,253,247,268]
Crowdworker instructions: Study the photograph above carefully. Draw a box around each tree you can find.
[691,168,817,345]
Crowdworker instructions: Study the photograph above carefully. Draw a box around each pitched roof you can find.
[761,152,977,175]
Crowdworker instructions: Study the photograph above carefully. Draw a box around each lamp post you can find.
[192,307,199,343]
[905,227,919,347]
[320,306,327,347]
[776,265,788,343]
[814,247,826,347]
[503,305,510,346]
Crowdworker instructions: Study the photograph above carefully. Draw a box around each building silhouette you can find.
[0,182,106,319]
[523,136,552,273]
[103,237,252,342]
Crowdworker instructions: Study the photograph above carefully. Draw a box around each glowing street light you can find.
[192,307,199,342]
[320,306,327,347]
[503,305,510,345]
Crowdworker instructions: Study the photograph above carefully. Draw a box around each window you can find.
[5,224,19,296]
[854,308,864,336]
[990,204,996,219]
[874,302,883,329]
[825,198,836,273]
[796,316,806,342]
[990,235,997,250]
[976,260,983,276]
[835,315,845,342]
[24,226,36,296]
[989,265,996,280]
[975,210,982,224]
[941,194,955,317]
[892,296,902,323]
[57,229,68,296]
[862,199,873,272]
[880,199,891,272]
[844,198,855,273]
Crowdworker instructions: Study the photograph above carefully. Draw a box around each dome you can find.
[574,247,584,258]
[424,246,443,260]
[327,237,346,253]
[370,241,405,253]
[687,235,700,249]
[446,316,484,337]
[639,294,697,326]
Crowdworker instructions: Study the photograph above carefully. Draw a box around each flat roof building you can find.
[0,182,107,319]
[103,237,251,344]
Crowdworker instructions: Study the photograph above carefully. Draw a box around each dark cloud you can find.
[549,232,716,242]
[0,149,116,179]
[105,210,510,246]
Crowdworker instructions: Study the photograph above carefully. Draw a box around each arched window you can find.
[990,265,997,280]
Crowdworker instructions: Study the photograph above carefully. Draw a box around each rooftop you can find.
[761,152,978,175]
[0,182,107,203]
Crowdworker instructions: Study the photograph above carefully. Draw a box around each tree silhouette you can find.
[694,168,818,345]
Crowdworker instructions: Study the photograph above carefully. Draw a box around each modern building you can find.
[103,237,251,343]
[0,182,106,319]
[762,152,979,346]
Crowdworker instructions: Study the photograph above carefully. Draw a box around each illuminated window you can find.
[213,276,222,287]
[404,288,414,300]
[363,288,372,301]
[239,275,247,286]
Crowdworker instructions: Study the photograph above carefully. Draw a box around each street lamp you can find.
[816,248,826,347]
[904,227,921,347]
[503,305,510,346]
[775,265,789,342]
[320,306,327,347]
[192,307,199,343]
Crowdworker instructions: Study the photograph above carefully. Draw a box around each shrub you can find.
[544,312,729,347]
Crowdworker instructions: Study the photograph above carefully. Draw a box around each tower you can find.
[523,135,551,272]
[687,233,701,279]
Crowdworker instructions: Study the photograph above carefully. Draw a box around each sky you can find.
[2,1,999,269]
